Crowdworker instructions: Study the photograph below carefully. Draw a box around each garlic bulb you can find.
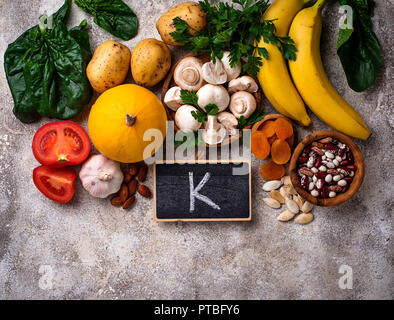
[79,154,124,199]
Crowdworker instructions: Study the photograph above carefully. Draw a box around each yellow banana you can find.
[288,0,371,140]
[255,0,311,127]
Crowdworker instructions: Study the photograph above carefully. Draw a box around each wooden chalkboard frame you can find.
[153,160,252,222]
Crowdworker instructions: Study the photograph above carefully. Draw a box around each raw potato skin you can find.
[87,41,131,93]
[131,39,171,87]
[156,2,207,46]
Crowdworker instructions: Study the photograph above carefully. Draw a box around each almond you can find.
[129,164,139,176]
[124,172,133,184]
[128,179,138,195]
[119,184,129,203]
[137,165,148,182]
[122,196,136,210]
[110,196,123,207]
[138,185,152,198]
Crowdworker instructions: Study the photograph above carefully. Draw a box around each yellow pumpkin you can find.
[88,84,167,163]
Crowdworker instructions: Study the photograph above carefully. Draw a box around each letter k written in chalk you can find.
[189,172,221,213]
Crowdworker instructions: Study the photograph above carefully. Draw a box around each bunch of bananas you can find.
[255,0,371,140]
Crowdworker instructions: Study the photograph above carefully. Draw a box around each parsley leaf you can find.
[205,103,219,115]
[180,89,198,106]
[191,109,207,123]
[238,110,265,129]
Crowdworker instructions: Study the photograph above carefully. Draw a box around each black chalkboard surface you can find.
[154,161,251,222]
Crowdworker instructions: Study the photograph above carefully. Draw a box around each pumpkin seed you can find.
[263,198,281,209]
[286,199,300,214]
[302,201,314,213]
[280,186,288,198]
[263,180,283,192]
[281,176,292,186]
[295,213,314,225]
[277,210,296,222]
[293,194,304,210]
[270,190,285,204]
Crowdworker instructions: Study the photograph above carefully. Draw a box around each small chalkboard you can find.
[154,160,251,222]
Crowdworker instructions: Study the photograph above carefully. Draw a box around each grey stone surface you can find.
[0,0,392,300]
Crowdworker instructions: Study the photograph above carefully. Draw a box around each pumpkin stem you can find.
[126,114,137,127]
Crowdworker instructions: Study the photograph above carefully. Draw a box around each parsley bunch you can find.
[170,0,297,77]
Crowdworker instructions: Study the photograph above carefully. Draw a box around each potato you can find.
[131,39,171,87]
[87,40,131,93]
[156,2,207,46]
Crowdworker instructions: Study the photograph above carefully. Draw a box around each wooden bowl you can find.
[161,52,262,148]
[251,114,296,147]
[289,130,365,207]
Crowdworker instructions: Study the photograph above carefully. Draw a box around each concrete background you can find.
[0,0,392,300]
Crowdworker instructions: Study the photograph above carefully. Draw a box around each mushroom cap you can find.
[197,84,230,113]
[217,112,239,136]
[174,57,205,91]
[229,91,257,119]
[175,105,202,133]
[164,86,183,111]
[202,115,227,145]
[228,76,259,94]
[221,51,242,81]
[201,60,227,85]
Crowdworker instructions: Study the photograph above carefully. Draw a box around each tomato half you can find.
[33,166,76,203]
[33,121,91,168]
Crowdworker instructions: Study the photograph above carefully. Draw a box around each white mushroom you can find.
[217,112,239,136]
[201,60,227,85]
[228,76,259,94]
[197,84,230,113]
[79,154,124,199]
[164,86,183,111]
[221,51,242,81]
[229,91,257,119]
[174,57,205,91]
[175,105,202,132]
[202,115,227,146]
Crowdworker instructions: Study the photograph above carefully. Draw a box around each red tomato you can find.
[33,166,76,203]
[32,121,91,168]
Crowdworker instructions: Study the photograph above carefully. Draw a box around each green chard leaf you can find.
[3,0,92,123]
[75,0,139,40]
[337,0,382,92]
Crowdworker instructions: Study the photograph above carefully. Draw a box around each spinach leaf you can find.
[337,0,382,92]
[75,0,139,40]
[3,0,92,123]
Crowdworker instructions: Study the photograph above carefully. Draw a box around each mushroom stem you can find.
[126,114,137,127]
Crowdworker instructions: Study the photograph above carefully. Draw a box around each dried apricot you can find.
[251,131,271,160]
[258,121,276,138]
[274,118,294,141]
[271,139,291,165]
[260,162,286,181]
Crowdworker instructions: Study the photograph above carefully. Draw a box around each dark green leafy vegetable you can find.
[4,0,92,123]
[170,0,297,77]
[75,0,138,40]
[337,0,382,92]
